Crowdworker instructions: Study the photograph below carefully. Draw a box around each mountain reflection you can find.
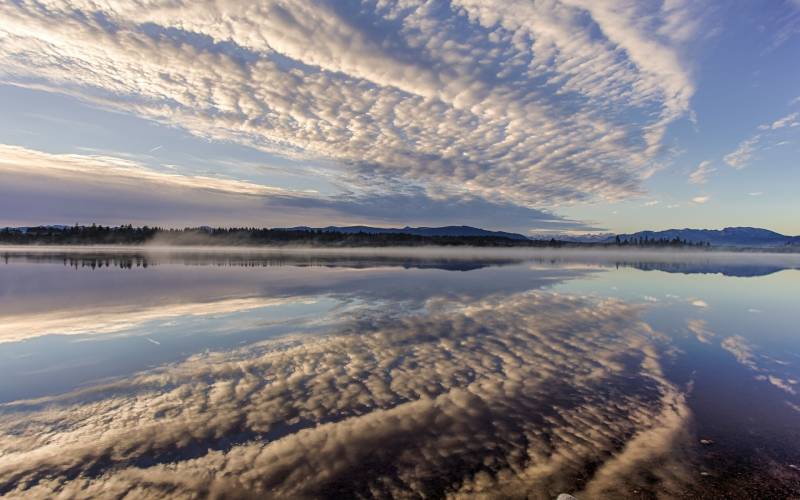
[0,290,691,499]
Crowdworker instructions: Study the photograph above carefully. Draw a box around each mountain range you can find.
[283,225,531,240]
[284,225,799,247]
[611,227,800,247]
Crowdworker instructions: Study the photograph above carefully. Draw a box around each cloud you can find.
[688,160,715,185]
[0,144,592,231]
[724,135,760,169]
[0,0,702,210]
[748,191,764,196]
[691,196,710,204]
[759,112,799,130]
[725,111,799,170]
[761,2,800,52]
[0,144,291,197]
[0,290,694,498]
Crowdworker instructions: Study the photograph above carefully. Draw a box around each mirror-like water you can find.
[1,248,799,498]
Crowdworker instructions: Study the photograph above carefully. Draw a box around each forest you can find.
[0,225,711,248]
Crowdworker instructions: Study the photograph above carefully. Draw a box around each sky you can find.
[0,0,798,235]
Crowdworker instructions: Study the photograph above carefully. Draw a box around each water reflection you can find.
[4,247,800,275]
[1,250,528,272]
[0,250,798,498]
[0,291,691,499]
[0,252,591,405]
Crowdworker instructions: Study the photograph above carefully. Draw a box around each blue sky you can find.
[0,0,798,234]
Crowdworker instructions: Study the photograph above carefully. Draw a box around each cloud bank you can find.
[0,0,702,216]
[0,144,591,231]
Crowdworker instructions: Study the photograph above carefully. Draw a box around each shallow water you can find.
[1,248,799,498]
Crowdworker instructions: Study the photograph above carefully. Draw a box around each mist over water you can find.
[0,249,799,498]
[5,244,800,271]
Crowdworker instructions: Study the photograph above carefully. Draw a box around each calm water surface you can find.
[1,248,799,498]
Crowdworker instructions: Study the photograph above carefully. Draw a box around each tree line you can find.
[613,235,710,247]
[0,224,711,248]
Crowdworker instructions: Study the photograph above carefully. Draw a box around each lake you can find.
[1,247,799,498]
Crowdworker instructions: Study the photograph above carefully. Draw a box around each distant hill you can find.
[530,233,615,243]
[283,225,531,241]
[612,227,800,247]
[9,225,70,234]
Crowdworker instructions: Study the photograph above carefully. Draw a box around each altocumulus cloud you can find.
[0,290,694,498]
[0,0,702,218]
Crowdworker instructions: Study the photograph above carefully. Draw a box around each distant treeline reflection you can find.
[0,252,526,272]
[1,252,792,277]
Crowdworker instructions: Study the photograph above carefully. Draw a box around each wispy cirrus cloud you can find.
[724,110,800,169]
[724,135,760,169]
[758,112,799,130]
[0,0,702,211]
[688,160,716,185]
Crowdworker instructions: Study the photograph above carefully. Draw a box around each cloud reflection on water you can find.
[0,252,590,343]
[0,290,693,499]
[721,335,798,397]
[0,297,316,343]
